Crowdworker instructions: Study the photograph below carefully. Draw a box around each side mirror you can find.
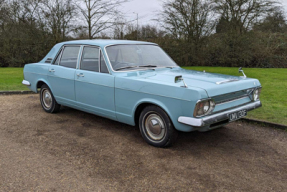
[238,67,247,78]
[175,75,183,83]
[175,75,188,88]
[238,67,242,73]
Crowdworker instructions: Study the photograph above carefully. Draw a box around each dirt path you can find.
[0,95,286,191]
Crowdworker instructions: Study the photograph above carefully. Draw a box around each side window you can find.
[59,46,80,69]
[100,51,109,74]
[53,48,63,65]
[81,47,99,72]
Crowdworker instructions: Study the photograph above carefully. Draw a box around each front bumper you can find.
[22,80,31,86]
[178,101,262,127]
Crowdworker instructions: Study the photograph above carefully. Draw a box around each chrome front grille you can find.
[213,89,254,105]
[211,89,254,113]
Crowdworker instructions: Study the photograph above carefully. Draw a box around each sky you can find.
[120,0,164,26]
[120,0,287,27]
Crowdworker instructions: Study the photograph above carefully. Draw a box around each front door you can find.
[75,46,116,120]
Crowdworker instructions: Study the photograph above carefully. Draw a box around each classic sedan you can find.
[22,40,262,147]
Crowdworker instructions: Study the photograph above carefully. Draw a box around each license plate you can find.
[229,110,247,122]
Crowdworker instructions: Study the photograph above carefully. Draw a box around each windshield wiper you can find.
[139,65,158,68]
[115,66,139,71]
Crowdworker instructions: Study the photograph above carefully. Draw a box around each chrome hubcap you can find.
[42,89,52,109]
[144,114,166,141]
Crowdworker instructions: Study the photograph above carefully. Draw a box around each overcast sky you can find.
[120,0,287,26]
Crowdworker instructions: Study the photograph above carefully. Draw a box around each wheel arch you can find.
[36,79,53,94]
[133,99,174,127]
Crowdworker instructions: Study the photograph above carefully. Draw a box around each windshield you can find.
[105,44,178,71]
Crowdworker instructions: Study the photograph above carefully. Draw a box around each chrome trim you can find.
[76,73,85,77]
[77,45,84,69]
[54,45,81,67]
[45,58,53,63]
[175,75,188,88]
[193,98,215,117]
[216,79,239,85]
[239,67,247,78]
[78,45,111,74]
[252,87,262,102]
[213,88,255,98]
[178,101,262,127]
[52,46,64,64]
[100,49,111,74]
[104,44,178,73]
[215,95,250,106]
[22,80,31,86]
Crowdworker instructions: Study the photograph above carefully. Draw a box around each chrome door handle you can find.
[77,73,84,77]
[49,69,55,72]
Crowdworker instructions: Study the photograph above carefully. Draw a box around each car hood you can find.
[121,68,261,97]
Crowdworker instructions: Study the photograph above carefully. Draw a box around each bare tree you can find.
[254,8,287,33]
[160,0,216,43]
[214,0,278,34]
[42,0,76,43]
[76,0,129,39]
[113,18,126,39]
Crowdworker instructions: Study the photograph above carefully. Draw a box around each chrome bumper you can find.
[22,80,31,86]
[178,101,262,127]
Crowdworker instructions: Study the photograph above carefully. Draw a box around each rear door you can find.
[48,46,81,104]
[75,46,116,120]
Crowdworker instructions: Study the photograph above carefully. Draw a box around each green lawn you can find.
[0,67,286,125]
[0,68,29,91]
[183,67,287,126]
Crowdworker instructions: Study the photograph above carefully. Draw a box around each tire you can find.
[40,84,61,113]
[139,105,178,147]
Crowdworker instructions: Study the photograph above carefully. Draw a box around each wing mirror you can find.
[239,67,247,78]
[175,75,188,88]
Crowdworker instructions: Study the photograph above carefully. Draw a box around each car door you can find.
[75,46,116,120]
[48,45,81,105]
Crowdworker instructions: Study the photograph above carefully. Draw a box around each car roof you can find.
[58,39,157,47]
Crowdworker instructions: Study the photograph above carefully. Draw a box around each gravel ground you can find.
[0,95,286,192]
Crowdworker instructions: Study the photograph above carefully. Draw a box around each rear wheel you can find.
[40,84,60,113]
[139,105,178,147]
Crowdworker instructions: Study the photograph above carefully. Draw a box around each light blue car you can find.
[23,40,262,147]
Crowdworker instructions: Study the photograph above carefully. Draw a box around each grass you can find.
[0,68,29,91]
[183,67,287,126]
[0,67,286,125]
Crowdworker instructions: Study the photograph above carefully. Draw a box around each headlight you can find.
[193,99,215,117]
[252,88,262,101]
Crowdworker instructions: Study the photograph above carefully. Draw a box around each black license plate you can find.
[229,110,247,122]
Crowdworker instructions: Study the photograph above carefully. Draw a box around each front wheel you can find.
[139,105,178,147]
[40,84,61,113]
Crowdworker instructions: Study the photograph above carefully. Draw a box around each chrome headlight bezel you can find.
[193,99,215,117]
[252,87,262,101]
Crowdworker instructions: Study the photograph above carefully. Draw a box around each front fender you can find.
[132,98,173,124]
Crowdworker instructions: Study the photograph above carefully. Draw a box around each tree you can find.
[254,9,287,33]
[214,0,278,34]
[160,0,216,42]
[42,0,76,43]
[76,0,128,39]
[160,0,216,65]
[113,18,126,39]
